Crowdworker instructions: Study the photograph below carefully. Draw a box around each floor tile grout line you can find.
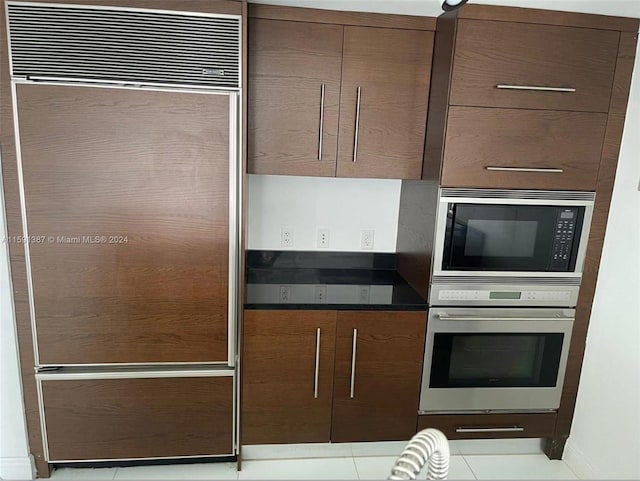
[460,454,479,480]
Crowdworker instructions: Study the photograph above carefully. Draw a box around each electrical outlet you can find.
[360,229,374,250]
[281,227,294,247]
[358,285,371,303]
[314,285,327,303]
[279,286,291,303]
[317,228,330,248]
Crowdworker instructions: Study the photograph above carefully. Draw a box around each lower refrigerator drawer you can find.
[37,369,234,462]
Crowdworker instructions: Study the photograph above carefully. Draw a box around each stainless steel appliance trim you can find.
[439,188,596,201]
[456,427,525,433]
[431,275,582,284]
[496,84,576,92]
[353,86,361,163]
[48,454,236,464]
[432,188,595,279]
[318,83,325,161]
[485,166,564,173]
[228,91,239,367]
[437,314,576,322]
[419,307,574,412]
[419,409,556,415]
[6,1,243,19]
[350,328,358,398]
[14,77,239,93]
[4,2,15,77]
[10,80,40,366]
[35,368,235,380]
[37,361,230,368]
[35,377,50,461]
[314,327,321,399]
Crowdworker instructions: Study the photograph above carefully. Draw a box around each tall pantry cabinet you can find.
[1,0,244,474]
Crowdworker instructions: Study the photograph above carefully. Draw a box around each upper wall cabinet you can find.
[248,19,343,177]
[336,27,433,179]
[450,20,619,112]
[248,7,435,180]
[423,5,630,190]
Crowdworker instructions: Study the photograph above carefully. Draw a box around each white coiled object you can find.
[388,428,450,480]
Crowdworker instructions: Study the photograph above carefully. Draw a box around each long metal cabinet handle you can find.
[438,314,575,322]
[486,166,564,173]
[456,426,525,433]
[350,328,358,398]
[496,84,576,92]
[353,87,362,163]
[318,84,325,161]
[314,328,321,399]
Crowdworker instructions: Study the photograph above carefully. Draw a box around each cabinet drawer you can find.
[450,20,619,112]
[41,374,234,461]
[442,107,607,190]
[418,413,556,439]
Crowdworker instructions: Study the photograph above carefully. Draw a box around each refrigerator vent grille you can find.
[6,3,241,88]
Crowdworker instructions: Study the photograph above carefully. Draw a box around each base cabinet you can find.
[40,374,234,462]
[331,311,427,442]
[417,413,556,440]
[242,310,427,444]
[242,310,337,444]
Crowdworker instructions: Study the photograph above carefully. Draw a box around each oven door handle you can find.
[437,314,575,322]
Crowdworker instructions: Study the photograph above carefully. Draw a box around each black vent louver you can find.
[7,3,241,88]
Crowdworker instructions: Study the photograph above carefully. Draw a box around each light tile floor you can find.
[50,440,581,480]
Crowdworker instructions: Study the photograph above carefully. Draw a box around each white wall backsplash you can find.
[247,175,401,252]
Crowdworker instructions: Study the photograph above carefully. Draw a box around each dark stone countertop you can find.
[244,251,427,311]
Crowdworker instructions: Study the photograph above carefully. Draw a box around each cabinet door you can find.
[41,374,234,461]
[441,106,608,190]
[336,27,433,179]
[242,310,337,444]
[16,84,232,365]
[450,20,619,112]
[332,311,427,442]
[248,19,343,176]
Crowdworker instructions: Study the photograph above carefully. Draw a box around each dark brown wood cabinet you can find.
[336,27,433,179]
[242,310,337,444]
[331,311,427,442]
[242,309,427,444]
[441,107,608,190]
[16,83,232,365]
[417,412,556,440]
[41,374,234,462]
[450,20,620,112]
[248,19,343,177]
[247,9,434,179]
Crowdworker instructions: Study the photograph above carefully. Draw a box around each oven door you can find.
[433,189,594,278]
[419,308,574,413]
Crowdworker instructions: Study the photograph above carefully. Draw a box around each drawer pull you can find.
[438,314,575,322]
[456,426,525,433]
[350,328,358,398]
[318,84,325,161]
[353,87,362,163]
[496,85,576,93]
[314,328,321,399]
[486,166,564,173]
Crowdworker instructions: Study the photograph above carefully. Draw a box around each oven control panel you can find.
[438,290,572,302]
[550,208,578,270]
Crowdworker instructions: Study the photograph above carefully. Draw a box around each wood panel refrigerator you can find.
[5,1,242,463]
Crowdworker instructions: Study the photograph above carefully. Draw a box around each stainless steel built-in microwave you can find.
[430,189,595,307]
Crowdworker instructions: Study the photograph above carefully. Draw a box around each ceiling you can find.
[248,0,640,21]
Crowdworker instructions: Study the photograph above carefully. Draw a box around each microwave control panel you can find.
[550,208,578,270]
[438,290,572,302]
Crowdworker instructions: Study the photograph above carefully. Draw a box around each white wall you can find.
[563,39,640,480]
[0,159,34,479]
[247,175,401,252]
